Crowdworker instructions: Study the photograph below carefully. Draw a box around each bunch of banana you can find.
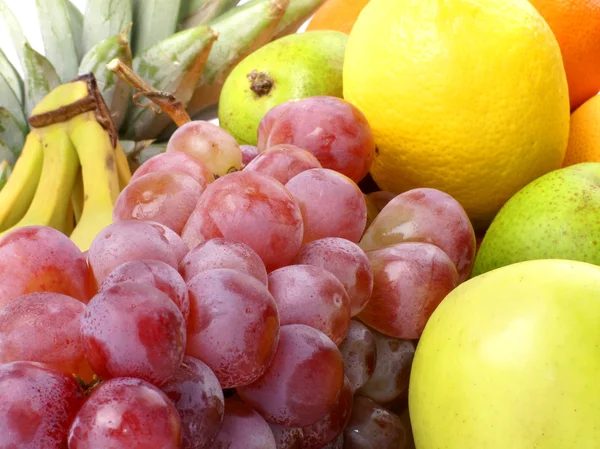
[0,74,131,251]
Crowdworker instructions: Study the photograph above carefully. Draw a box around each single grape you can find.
[113,171,204,235]
[131,151,214,187]
[286,169,367,244]
[257,100,297,152]
[88,220,188,286]
[269,424,303,449]
[241,144,260,167]
[301,375,353,449]
[81,282,186,386]
[101,259,190,322]
[399,408,416,449]
[68,377,182,448]
[180,238,268,286]
[166,120,242,176]
[343,395,407,449]
[338,320,377,393]
[186,268,279,388]
[263,96,376,183]
[238,324,345,428]
[0,361,83,449]
[181,171,303,272]
[268,265,351,345]
[244,144,322,185]
[357,329,415,404]
[295,237,373,316]
[161,356,225,449]
[0,226,92,307]
[359,188,477,282]
[358,242,459,339]
[211,398,277,449]
[365,191,397,228]
[0,292,94,382]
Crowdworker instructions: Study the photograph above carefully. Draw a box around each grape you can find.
[211,398,277,449]
[343,396,407,449]
[161,356,225,449]
[257,100,297,152]
[166,120,242,176]
[399,408,416,449]
[0,292,94,382]
[81,282,186,386]
[269,424,303,449]
[113,171,204,235]
[358,242,459,339]
[0,226,92,307]
[301,376,353,449]
[241,144,260,167]
[238,324,345,428]
[359,188,477,282]
[262,97,376,183]
[244,144,322,185]
[131,151,215,187]
[181,171,303,272]
[0,361,83,449]
[68,377,181,448]
[320,434,344,449]
[180,238,268,286]
[286,169,367,244]
[365,191,397,228]
[338,320,377,393]
[295,238,373,316]
[101,259,190,322]
[186,268,279,388]
[357,329,415,404]
[89,220,188,286]
[267,265,351,345]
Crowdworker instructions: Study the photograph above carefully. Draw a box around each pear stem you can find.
[248,70,274,97]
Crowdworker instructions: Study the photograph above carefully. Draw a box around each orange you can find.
[528,0,600,110]
[306,0,370,34]
[562,94,600,166]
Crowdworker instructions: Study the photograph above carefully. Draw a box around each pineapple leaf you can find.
[0,108,24,161]
[22,43,61,116]
[65,0,84,61]
[180,0,241,29]
[273,0,326,38]
[0,48,24,106]
[35,0,80,82]
[0,70,27,133]
[0,140,15,170]
[83,0,133,56]
[132,0,183,55]
[0,0,28,72]
[0,159,13,192]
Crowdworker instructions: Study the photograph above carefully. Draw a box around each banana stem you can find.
[106,59,191,127]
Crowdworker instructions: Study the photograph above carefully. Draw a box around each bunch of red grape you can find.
[0,96,477,449]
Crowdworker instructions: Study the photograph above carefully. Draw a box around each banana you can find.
[64,196,75,235]
[71,168,84,223]
[115,140,132,191]
[0,132,43,231]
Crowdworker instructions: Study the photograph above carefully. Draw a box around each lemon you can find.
[343,0,570,228]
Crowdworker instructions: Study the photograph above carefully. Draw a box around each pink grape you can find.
[238,324,345,428]
[357,329,416,404]
[241,144,260,167]
[161,356,225,449]
[101,259,190,322]
[181,171,303,272]
[286,169,367,244]
[267,265,351,345]
[211,398,276,449]
[295,237,373,316]
[244,144,322,185]
[180,238,268,285]
[269,424,304,449]
[166,120,242,176]
[131,151,214,187]
[359,188,477,282]
[301,375,353,449]
[339,320,377,393]
[186,268,279,388]
[0,226,92,307]
[359,242,459,339]
[68,377,182,448]
[343,395,406,449]
[113,171,204,235]
[81,282,186,386]
[0,292,94,382]
[0,361,83,449]
[262,97,376,183]
[88,220,188,286]
[257,100,297,151]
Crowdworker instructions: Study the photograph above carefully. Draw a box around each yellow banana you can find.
[0,132,44,231]
[64,196,75,235]
[71,168,84,223]
[115,140,132,191]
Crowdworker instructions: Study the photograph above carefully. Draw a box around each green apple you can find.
[473,162,600,276]
[409,259,600,449]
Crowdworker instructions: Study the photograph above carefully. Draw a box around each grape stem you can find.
[106,59,191,127]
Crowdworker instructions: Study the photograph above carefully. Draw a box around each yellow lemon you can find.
[343,0,570,229]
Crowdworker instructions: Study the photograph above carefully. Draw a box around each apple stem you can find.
[248,70,274,97]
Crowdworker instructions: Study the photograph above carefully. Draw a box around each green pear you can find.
[472,162,600,276]
[218,30,347,145]
[410,259,600,449]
